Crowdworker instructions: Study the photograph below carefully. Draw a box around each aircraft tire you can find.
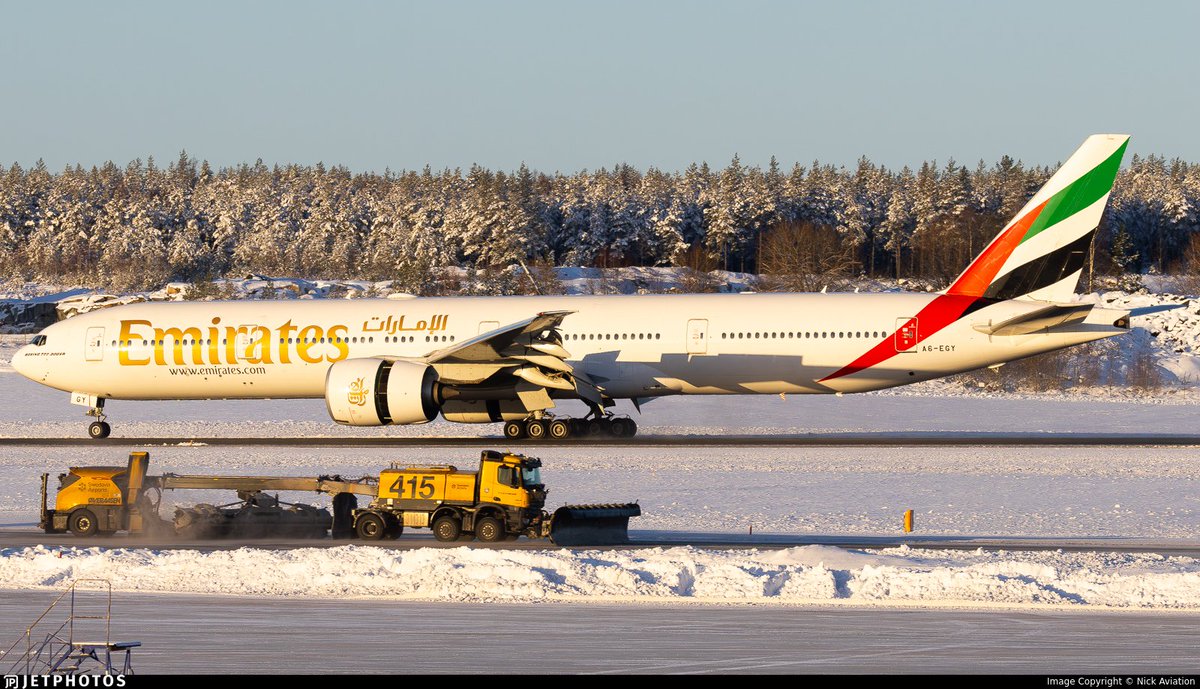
[88,421,111,440]
[548,419,571,440]
[526,419,547,440]
[623,418,638,437]
[503,420,526,439]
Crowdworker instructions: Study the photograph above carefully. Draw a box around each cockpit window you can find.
[31,335,47,347]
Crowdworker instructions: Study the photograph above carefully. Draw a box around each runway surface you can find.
[5,432,1200,447]
[4,529,1199,556]
[1,592,1197,674]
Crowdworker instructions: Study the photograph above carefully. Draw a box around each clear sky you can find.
[1,0,1194,173]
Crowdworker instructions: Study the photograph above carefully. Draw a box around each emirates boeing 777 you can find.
[13,135,1164,439]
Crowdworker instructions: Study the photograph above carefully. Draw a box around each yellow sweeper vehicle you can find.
[38,451,638,545]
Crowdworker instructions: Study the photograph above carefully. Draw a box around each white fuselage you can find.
[13,292,1126,405]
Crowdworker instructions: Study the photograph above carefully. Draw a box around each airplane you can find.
[12,134,1167,440]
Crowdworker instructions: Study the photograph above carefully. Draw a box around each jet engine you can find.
[324,358,439,426]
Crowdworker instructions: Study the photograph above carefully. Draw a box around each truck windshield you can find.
[521,467,542,487]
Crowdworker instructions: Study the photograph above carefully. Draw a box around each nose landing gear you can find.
[85,398,111,439]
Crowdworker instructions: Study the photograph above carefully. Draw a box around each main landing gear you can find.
[502,415,638,441]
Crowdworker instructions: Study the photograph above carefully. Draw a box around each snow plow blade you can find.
[548,503,641,546]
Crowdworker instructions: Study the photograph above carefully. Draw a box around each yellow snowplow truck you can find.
[353,450,640,545]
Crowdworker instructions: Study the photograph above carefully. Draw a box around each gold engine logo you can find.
[347,377,369,406]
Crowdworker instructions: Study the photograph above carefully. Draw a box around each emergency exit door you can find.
[894,317,918,352]
[686,319,708,354]
[236,325,258,359]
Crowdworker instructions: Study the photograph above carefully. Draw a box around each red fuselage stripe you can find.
[818,293,981,383]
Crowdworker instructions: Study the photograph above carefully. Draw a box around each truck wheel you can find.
[69,509,99,537]
[355,513,387,540]
[475,516,504,543]
[432,516,461,542]
[386,523,404,540]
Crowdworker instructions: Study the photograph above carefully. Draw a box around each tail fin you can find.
[946,134,1129,302]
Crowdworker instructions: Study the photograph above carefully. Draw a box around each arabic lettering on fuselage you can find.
[361,314,449,335]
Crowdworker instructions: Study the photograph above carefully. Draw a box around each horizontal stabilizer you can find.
[972,303,1094,336]
[1128,303,1186,318]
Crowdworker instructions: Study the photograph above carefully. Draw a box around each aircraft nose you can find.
[11,345,40,380]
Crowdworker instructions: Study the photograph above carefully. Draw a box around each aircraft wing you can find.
[423,310,574,364]
[412,310,604,406]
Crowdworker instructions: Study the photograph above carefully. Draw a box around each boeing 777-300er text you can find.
[12,134,1172,439]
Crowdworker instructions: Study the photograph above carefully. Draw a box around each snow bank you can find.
[3,544,1199,609]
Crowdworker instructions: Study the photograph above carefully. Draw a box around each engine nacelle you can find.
[325,358,439,426]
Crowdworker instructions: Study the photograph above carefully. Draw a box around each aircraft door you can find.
[686,319,709,355]
[894,317,918,352]
[478,321,500,335]
[236,325,257,359]
[85,327,105,362]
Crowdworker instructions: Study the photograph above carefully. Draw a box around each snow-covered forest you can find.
[2,151,1198,292]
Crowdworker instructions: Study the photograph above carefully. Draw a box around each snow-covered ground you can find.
[3,544,1199,610]
[0,385,1197,609]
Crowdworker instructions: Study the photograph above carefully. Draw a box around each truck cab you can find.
[356,451,549,543]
